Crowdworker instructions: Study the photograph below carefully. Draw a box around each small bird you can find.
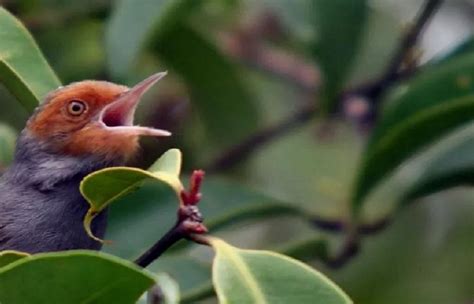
[0,73,170,253]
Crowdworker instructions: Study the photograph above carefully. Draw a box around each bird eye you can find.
[67,100,87,116]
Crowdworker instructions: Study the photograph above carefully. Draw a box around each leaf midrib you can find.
[216,241,267,304]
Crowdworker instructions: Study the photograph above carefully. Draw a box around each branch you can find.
[134,170,208,268]
[383,0,443,85]
[209,0,443,173]
[345,0,443,127]
[206,0,443,269]
[206,105,316,172]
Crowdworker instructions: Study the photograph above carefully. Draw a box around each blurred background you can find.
[0,0,473,303]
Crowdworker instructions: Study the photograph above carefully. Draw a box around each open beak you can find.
[99,72,171,137]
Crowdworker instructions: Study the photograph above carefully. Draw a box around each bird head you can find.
[25,72,171,163]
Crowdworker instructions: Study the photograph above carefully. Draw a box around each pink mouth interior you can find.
[101,97,135,127]
[102,109,127,127]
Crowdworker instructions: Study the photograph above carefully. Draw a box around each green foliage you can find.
[0,124,17,167]
[210,237,351,304]
[104,177,307,259]
[353,53,474,212]
[106,0,197,79]
[0,7,60,111]
[81,149,183,240]
[152,23,260,148]
[0,1,473,303]
[107,0,259,149]
[403,135,474,202]
[0,250,29,268]
[311,0,368,112]
[0,251,155,304]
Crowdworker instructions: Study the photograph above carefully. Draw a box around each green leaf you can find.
[0,124,17,167]
[107,1,259,146]
[80,148,183,241]
[36,20,105,83]
[0,251,154,304]
[402,135,474,203]
[105,178,302,259]
[0,250,29,268]
[0,7,61,111]
[209,238,352,304]
[149,235,328,303]
[106,0,198,78]
[152,23,260,147]
[353,53,474,212]
[312,0,368,112]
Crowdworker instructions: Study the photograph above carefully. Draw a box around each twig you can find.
[206,105,316,172]
[210,1,442,173]
[328,0,444,267]
[383,0,443,86]
[220,11,320,93]
[134,171,207,268]
[350,0,443,126]
[207,0,443,269]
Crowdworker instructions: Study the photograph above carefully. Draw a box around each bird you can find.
[0,72,170,254]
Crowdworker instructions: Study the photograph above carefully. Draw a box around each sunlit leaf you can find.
[148,235,327,303]
[0,251,154,304]
[209,238,351,304]
[353,53,474,212]
[0,7,61,111]
[80,149,183,241]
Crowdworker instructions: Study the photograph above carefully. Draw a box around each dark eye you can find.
[67,100,87,116]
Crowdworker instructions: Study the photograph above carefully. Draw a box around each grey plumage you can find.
[0,130,118,253]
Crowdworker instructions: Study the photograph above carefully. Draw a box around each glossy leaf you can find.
[312,0,368,112]
[80,149,183,240]
[104,178,302,259]
[0,251,29,268]
[0,124,17,167]
[0,251,155,304]
[0,7,61,111]
[353,53,474,211]
[153,23,260,146]
[106,0,198,78]
[169,235,328,303]
[209,238,352,304]
[402,136,474,203]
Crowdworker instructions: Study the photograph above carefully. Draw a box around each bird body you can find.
[0,73,169,253]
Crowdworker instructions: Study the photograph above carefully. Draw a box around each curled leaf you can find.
[80,149,183,241]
